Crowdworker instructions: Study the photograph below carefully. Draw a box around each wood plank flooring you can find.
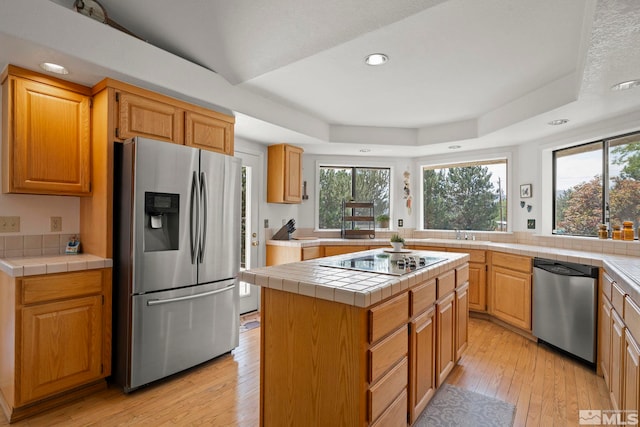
[1,316,610,426]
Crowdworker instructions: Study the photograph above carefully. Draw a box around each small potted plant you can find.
[390,233,405,251]
[376,214,390,229]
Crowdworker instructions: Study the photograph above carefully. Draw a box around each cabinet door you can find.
[611,310,625,411]
[409,308,436,423]
[185,110,234,155]
[468,262,486,311]
[624,329,640,412]
[20,295,103,404]
[456,283,469,361]
[284,145,303,202]
[600,296,612,387]
[436,293,455,387]
[117,91,184,144]
[323,245,368,257]
[6,77,90,195]
[491,266,532,331]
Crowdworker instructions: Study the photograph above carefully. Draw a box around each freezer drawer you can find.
[128,279,239,391]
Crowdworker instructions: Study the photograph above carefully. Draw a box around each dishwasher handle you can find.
[533,258,598,278]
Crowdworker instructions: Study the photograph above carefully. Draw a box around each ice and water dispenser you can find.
[144,192,179,252]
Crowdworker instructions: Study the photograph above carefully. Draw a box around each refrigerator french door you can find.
[114,137,241,392]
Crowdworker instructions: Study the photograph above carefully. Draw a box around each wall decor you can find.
[403,170,412,214]
[520,184,532,198]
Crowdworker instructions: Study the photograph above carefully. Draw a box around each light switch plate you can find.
[50,216,62,232]
[0,216,20,233]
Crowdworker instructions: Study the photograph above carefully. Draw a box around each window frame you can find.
[315,161,394,231]
[552,130,640,237]
[419,155,511,233]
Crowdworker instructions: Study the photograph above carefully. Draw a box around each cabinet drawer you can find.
[368,357,408,422]
[21,270,104,305]
[492,252,531,273]
[302,246,322,260]
[625,296,640,339]
[612,282,626,316]
[323,245,368,257]
[601,272,613,302]
[370,388,408,427]
[456,265,469,287]
[369,327,408,383]
[410,279,436,317]
[437,270,455,299]
[448,248,486,263]
[369,292,409,343]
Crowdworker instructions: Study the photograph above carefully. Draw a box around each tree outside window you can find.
[318,166,390,229]
[554,133,640,237]
[422,160,507,231]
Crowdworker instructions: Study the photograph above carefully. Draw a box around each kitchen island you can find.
[239,249,469,426]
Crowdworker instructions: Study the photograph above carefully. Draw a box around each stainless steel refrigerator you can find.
[113,137,241,392]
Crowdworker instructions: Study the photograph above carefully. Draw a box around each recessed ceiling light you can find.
[359,148,371,153]
[448,145,461,150]
[39,62,69,75]
[548,119,569,126]
[611,79,640,91]
[364,53,388,66]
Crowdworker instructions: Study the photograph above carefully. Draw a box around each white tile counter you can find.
[240,249,468,308]
[0,254,113,277]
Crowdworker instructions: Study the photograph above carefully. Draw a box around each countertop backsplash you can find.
[0,234,81,258]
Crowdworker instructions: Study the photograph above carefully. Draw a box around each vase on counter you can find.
[391,242,403,251]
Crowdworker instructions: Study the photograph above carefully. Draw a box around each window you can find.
[554,132,640,237]
[318,166,390,229]
[422,160,507,231]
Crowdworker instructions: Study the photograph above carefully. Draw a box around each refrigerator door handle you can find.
[146,284,234,306]
[199,171,208,263]
[190,171,200,264]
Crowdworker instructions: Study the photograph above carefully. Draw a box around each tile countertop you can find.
[0,254,113,277]
[240,249,469,308]
[266,238,640,307]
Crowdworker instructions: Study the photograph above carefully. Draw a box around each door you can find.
[129,138,199,293]
[199,150,241,284]
[236,150,261,314]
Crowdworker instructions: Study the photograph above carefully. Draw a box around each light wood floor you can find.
[1,316,610,426]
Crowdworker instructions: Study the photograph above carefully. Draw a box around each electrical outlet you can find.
[398,219,403,228]
[264,219,269,228]
[51,216,62,232]
[0,216,20,233]
[527,219,536,229]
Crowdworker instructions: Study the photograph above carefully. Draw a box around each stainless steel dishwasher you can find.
[532,258,599,364]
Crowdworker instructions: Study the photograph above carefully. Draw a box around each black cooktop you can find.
[320,251,447,276]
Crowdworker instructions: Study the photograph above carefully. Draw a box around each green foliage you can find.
[612,141,640,180]
[318,167,390,229]
[556,141,640,236]
[390,233,405,243]
[555,176,602,235]
[423,165,501,231]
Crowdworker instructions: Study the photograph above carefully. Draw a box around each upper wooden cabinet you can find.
[267,143,303,203]
[185,110,234,155]
[1,65,92,195]
[115,90,184,145]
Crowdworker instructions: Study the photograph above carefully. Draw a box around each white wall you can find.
[0,84,80,236]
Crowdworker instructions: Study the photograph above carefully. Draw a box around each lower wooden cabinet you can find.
[623,329,640,412]
[409,307,436,423]
[0,268,112,422]
[467,262,486,311]
[456,283,469,361]
[436,292,456,387]
[610,309,625,410]
[490,265,532,331]
[600,295,613,386]
[324,245,368,257]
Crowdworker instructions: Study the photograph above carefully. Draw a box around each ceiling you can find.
[2,0,640,156]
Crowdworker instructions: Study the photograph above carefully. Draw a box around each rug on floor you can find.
[239,320,260,332]
[414,383,516,427]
